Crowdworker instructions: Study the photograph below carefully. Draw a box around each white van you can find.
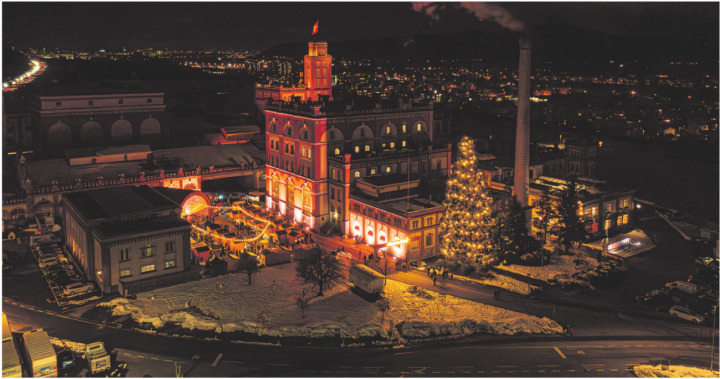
[664,281,700,295]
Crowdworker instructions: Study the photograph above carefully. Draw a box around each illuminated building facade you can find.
[61,186,194,295]
[255,41,332,107]
[256,40,451,261]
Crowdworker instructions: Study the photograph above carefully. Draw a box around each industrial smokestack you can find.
[513,36,531,207]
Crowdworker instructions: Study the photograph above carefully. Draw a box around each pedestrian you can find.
[450,273,453,280]
[433,276,437,286]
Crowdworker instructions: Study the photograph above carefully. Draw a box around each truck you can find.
[84,341,111,375]
[2,314,22,377]
[349,264,385,295]
[22,329,56,377]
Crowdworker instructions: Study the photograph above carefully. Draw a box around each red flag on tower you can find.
[312,20,319,35]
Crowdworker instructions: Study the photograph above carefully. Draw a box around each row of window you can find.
[54,98,152,108]
[119,260,176,278]
[119,242,174,262]
[580,199,631,217]
[269,122,425,140]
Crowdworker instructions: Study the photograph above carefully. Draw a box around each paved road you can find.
[388,269,714,339]
[3,299,717,377]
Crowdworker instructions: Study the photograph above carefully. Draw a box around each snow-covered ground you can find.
[98,262,563,342]
[633,364,718,378]
[449,272,537,295]
[498,255,598,283]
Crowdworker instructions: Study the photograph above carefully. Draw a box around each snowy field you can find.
[99,262,563,342]
[498,255,598,283]
[633,364,718,378]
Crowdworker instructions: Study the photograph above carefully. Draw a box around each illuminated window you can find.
[617,216,623,225]
[165,260,176,269]
[385,166,391,173]
[364,145,370,152]
[604,219,611,230]
[370,168,376,175]
[354,146,360,153]
[605,203,612,213]
[354,171,360,179]
[301,147,306,158]
[332,169,337,180]
[402,124,406,133]
[141,264,155,274]
[417,123,422,131]
[390,142,395,148]
[621,199,629,208]
[591,207,597,217]
[334,148,340,155]
[307,148,311,159]
[402,140,406,147]
[120,269,131,278]
[140,245,155,258]
[623,214,628,224]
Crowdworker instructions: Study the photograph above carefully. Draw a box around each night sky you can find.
[2,2,718,51]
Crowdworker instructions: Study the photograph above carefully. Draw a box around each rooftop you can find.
[93,216,190,240]
[357,174,422,187]
[24,144,265,187]
[63,186,179,222]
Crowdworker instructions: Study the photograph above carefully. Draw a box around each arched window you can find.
[272,176,280,198]
[385,166,391,173]
[390,142,395,148]
[302,128,309,140]
[364,145,371,152]
[354,171,360,179]
[370,168,376,175]
[287,181,295,208]
[354,146,360,153]
[402,140,407,147]
[334,148,340,155]
[402,124,407,133]
[290,145,294,155]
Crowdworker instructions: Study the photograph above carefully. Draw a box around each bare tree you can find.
[237,252,262,285]
[295,287,313,319]
[295,250,341,296]
[376,295,391,324]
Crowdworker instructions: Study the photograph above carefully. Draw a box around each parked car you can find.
[695,257,718,269]
[668,305,704,323]
[39,259,61,271]
[56,349,77,375]
[664,281,700,295]
[636,290,674,312]
[62,282,95,296]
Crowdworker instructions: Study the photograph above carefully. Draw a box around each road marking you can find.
[567,369,575,372]
[136,355,144,358]
[610,368,619,371]
[554,346,567,359]
[394,351,413,356]
[211,353,223,367]
[150,357,160,361]
[163,359,174,363]
[596,369,605,372]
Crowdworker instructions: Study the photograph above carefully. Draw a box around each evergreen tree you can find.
[440,136,495,262]
[556,176,587,253]
[492,194,539,264]
[532,188,558,246]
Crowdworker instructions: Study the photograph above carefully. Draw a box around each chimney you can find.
[513,37,531,207]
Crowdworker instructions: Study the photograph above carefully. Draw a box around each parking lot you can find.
[3,231,102,312]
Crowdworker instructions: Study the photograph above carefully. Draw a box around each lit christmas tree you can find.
[440,136,495,262]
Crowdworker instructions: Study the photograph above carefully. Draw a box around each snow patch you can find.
[633,364,718,378]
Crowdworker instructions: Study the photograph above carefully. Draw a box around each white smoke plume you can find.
[413,2,525,32]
